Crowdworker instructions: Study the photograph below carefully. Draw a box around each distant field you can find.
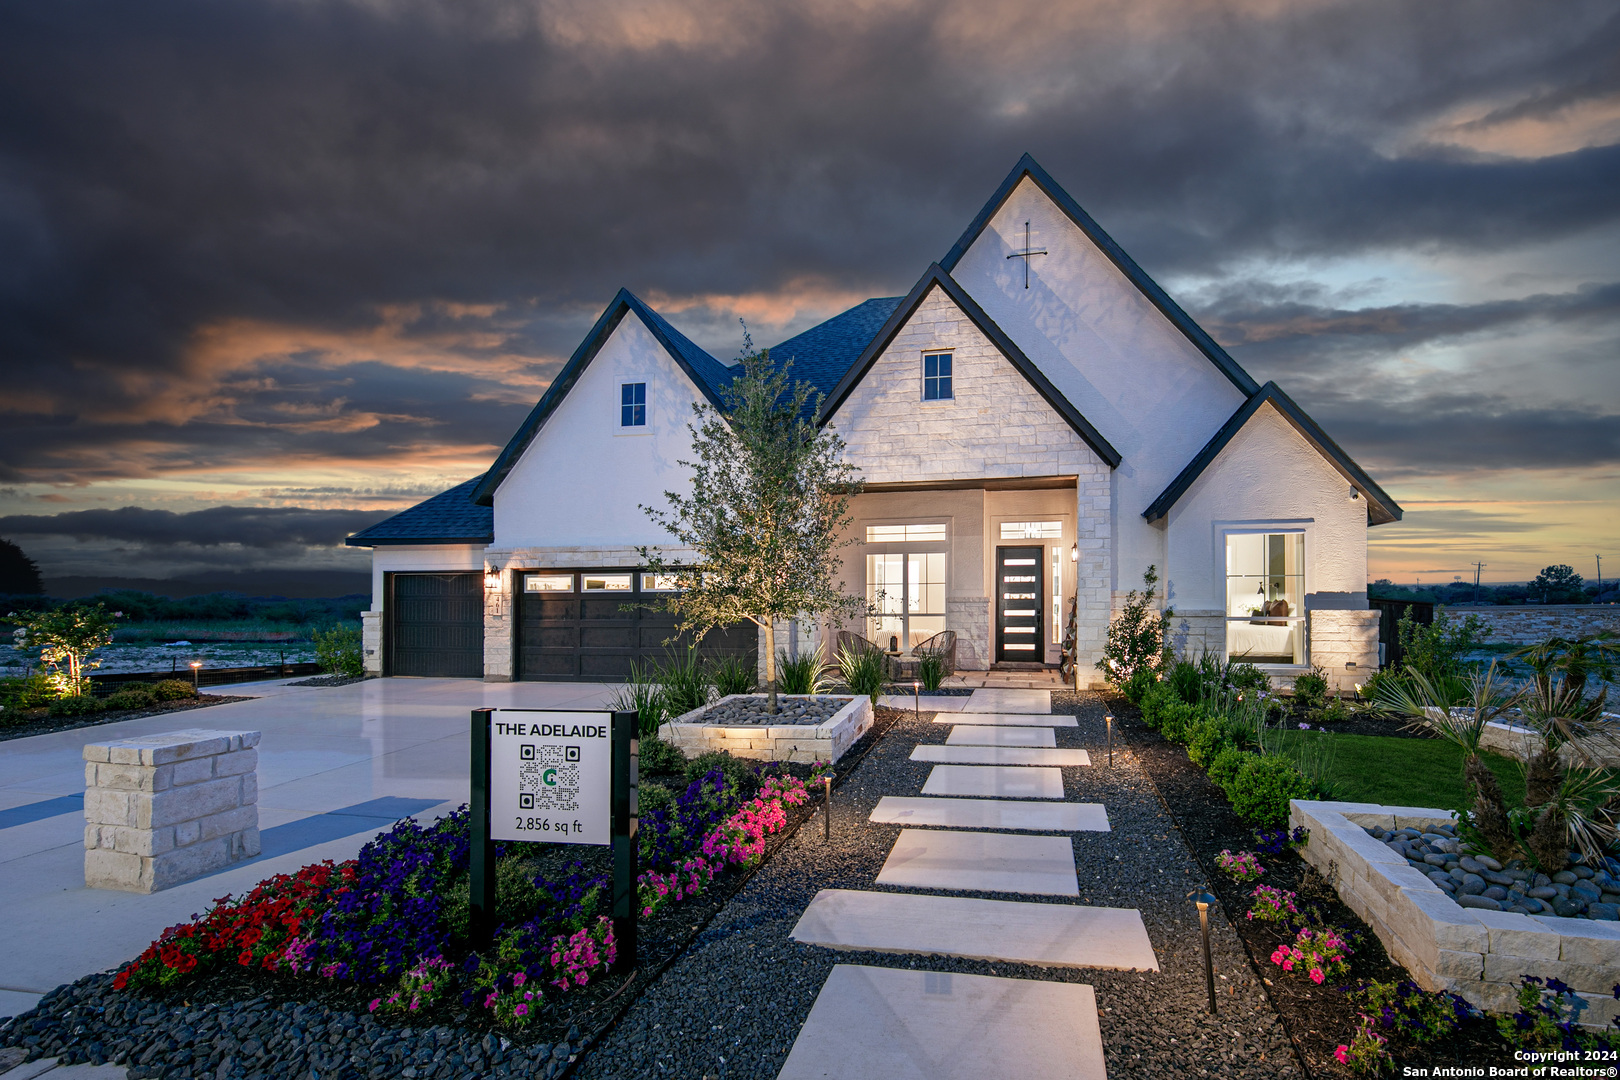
[113,620,315,643]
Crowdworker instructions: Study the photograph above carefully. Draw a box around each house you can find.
[346,154,1400,690]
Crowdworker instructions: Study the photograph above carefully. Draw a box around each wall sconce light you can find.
[1069,544,1078,563]
[1189,888,1218,1014]
[483,569,503,591]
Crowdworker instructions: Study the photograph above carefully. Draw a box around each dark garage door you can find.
[518,569,757,681]
[387,573,484,678]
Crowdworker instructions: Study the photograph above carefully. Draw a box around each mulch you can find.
[1113,694,1516,1076]
[0,694,253,743]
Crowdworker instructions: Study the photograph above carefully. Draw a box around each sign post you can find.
[469,707,637,969]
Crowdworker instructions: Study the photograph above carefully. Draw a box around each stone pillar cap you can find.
[83,729,261,765]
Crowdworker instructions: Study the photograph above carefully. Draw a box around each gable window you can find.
[1225,532,1305,665]
[923,353,953,401]
[620,382,647,427]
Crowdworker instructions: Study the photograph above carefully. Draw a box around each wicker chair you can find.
[912,630,958,677]
[834,630,891,679]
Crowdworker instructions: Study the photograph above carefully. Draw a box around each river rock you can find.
[1458,894,1502,911]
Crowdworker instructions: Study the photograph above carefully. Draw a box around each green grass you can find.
[1270,731,1525,813]
[112,620,323,643]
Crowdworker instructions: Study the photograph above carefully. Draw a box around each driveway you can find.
[0,676,619,1020]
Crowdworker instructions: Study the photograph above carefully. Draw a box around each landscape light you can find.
[913,680,920,719]
[190,661,201,691]
[1189,888,1218,1014]
[823,774,834,841]
[1104,713,1113,767]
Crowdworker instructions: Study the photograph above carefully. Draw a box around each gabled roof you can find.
[344,475,493,547]
[941,153,1261,398]
[766,296,903,416]
[471,290,733,506]
[816,263,1122,468]
[1142,382,1402,525]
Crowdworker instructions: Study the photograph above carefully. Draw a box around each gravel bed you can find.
[288,673,377,688]
[0,976,584,1079]
[577,690,1303,1080]
[695,695,848,726]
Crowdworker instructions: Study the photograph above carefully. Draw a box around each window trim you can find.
[618,380,648,430]
[1221,527,1308,666]
[922,351,953,402]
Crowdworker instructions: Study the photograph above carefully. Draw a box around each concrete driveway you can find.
[0,676,620,1020]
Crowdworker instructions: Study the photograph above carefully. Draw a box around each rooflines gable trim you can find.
[1142,381,1403,525]
[941,153,1260,398]
[471,291,729,506]
[816,263,1122,468]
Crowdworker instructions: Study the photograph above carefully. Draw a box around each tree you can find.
[0,538,44,595]
[1101,565,1173,690]
[1532,564,1585,604]
[640,342,868,713]
[9,602,119,696]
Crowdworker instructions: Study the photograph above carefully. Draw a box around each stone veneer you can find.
[1306,609,1380,693]
[361,610,383,675]
[83,729,261,893]
[1290,799,1620,1027]
[658,695,874,764]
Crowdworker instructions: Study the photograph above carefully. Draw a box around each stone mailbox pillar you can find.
[83,729,261,893]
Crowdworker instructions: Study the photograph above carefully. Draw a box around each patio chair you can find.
[834,630,892,680]
[912,630,958,677]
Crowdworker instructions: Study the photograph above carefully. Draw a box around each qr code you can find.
[516,745,581,812]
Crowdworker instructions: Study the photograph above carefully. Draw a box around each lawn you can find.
[1272,731,1525,813]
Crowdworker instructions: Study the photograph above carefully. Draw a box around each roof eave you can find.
[343,535,493,548]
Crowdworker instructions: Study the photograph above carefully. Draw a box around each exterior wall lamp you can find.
[483,569,503,591]
[1069,543,1078,563]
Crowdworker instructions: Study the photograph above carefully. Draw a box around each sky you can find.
[0,0,1616,592]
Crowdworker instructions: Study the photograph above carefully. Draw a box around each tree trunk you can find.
[1465,753,1518,862]
[1527,803,1568,875]
[1525,750,1563,810]
[764,618,777,715]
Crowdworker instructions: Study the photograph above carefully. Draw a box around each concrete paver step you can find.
[945,725,1055,747]
[791,888,1158,970]
[963,689,1052,714]
[920,765,1065,799]
[932,712,1077,727]
[870,795,1108,832]
[777,964,1106,1080]
[912,745,1090,767]
[876,828,1079,896]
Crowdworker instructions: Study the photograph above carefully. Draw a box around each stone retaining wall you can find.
[1464,605,1620,643]
[1290,799,1620,1026]
[658,695,873,764]
[84,729,261,893]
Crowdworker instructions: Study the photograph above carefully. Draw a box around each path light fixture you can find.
[1189,888,1218,1014]
[823,774,835,841]
[1105,713,1113,767]
[190,661,202,692]
[913,680,920,720]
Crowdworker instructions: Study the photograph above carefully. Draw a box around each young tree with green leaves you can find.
[639,341,868,714]
[9,602,119,697]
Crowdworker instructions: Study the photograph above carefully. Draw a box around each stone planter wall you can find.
[658,694,874,764]
[1478,718,1620,767]
[1290,799,1620,1027]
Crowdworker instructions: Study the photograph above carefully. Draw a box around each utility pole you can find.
[1599,555,1605,604]
[1472,562,1485,605]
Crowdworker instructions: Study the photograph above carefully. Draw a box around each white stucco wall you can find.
[1163,401,1369,621]
[948,175,1248,596]
[493,315,711,550]
[367,544,486,610]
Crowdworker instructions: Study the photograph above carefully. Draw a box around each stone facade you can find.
[1461,605,1620,644]
[1071,469,1112,685]
[1167,610,1225,664]
[1292,799,1620,1027]
[658,695,874,764]
[361,610,383,675]
[1306,609,1380,692]
[947,597,991,670]
[83,729,261,893]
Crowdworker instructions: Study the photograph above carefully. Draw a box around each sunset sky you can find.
[0,0,1616,592]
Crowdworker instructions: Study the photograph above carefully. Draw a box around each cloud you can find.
[0,505,392,549]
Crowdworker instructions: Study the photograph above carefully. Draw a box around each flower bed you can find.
[110,761,819,1039]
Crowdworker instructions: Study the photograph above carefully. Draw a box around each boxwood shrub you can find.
[1229,754,1313,826]
[150,679,198,701]
[1207,747,1257,795]
[104,687,157,711]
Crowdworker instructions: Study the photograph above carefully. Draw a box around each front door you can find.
[995,546,1044,663]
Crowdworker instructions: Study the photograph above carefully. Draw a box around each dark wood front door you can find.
[386,573,484,677]
[995,546,1044,663]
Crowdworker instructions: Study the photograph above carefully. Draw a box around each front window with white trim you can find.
[864,521,948,651]
[1225,532,1305,665]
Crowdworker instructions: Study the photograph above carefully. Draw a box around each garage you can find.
[517,569,757,681]
[386,572,485,678]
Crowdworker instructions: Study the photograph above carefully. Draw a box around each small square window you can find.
[621,382,646,427]
[923,353,953,401]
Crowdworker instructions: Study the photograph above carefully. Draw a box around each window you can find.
[524,573,574,592]
[866,523,948,543]
[1225,532,1305,665]
[1051,546,1062,646]
[582,574,633,592]
[923,353,953,401]
[999,520,1062,540]
[641,573,680,592]
[868,552,947,651]
[620,382,646,427]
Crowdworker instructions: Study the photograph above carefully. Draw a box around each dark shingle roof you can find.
[343,476,493,547]
[629,293,739,400]
[765,297,903,410]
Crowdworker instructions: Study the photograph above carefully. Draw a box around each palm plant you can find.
[1510,661,1618,869]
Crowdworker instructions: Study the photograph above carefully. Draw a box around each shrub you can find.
[1136,680,1175,729]
[638,737,688,777]
[654,649,711,716]
[1397,607,1490,682]
[1121,667,1158,705]
[48,695,105,718]
[1291,666,1329,709]
[683,750,759,797]
[776,650,826,695]
[1228,663,1271,696]
[104,687,157,711]
[0,672,57,711]
[1208,747,1257,795]
[1348,979,1475,1046]
[1157,698,1206,744]
[150,678,198,701]
[637,781,675,818]
[1101,565,1172,686]
[917,652,947,692]
[1166,659,1203,705]
[1186,714,1235,767]
[836,645,887,703]
[711,654,757,697]
[1230,754,1313,826]
[312,624,364,677]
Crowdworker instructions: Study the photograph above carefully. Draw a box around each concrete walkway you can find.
[0,676,617,1020]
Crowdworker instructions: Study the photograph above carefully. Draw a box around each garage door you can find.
[517,569,757,681]
[387,573,484,678]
